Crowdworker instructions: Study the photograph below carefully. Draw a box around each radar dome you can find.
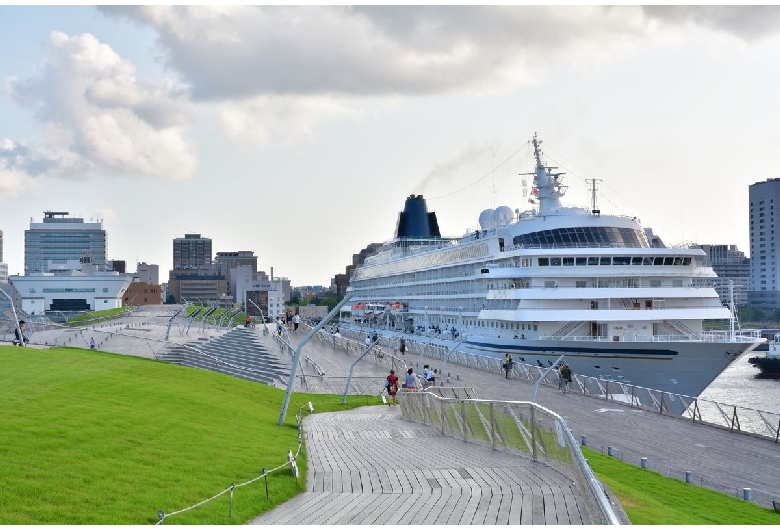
[495,206,514,226]
[479,209,496,230]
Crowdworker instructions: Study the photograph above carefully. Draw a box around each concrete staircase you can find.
[156,327,290,386]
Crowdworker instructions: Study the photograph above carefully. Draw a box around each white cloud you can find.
[220,95,363,149]
[3,31,197,182]
[101,6,780,101]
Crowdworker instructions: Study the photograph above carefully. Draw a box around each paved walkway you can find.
[250,406,594,525]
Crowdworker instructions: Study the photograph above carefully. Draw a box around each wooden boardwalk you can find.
[250,406,592,525]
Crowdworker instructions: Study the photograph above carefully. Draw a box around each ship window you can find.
[663,257,674,265]
[587,257,599,265]
[533,324,537,331]
[576,257,586,265]
[631,256,643,265]
[576,281,587,288]
[521,258,530,267]
[613,256,631,265]
[653,257,664,265]
[563,257,574,266]
[600,257,611,265]
[545,281,556,288]
[643,257,654,265]
[551,257,562,266]
[650,280,662,287]
[673,257,683,265]
[538,258,549,266]
[673,280,683,287]
[682,257,691,266]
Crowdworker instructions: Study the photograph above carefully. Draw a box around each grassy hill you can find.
[0,345,374,524]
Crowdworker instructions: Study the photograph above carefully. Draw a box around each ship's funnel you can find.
[395,194,441,238]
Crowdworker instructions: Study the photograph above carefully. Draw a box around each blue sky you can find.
[2,6,780,285]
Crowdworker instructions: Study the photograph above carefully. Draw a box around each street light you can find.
[0,286,25,348]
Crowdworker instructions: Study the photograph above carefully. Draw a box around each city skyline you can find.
[2,6,780,285]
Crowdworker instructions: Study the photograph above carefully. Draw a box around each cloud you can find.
[101,6,780,101]
[99,6,655,99]
[220,95,363,148]
[3,31,197,182]
[641,6,780,41]
[0,141,42,198]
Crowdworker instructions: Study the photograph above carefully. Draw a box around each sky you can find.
[2,5,780,286]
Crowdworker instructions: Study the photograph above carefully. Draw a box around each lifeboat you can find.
[390,301,402,312]
[351,302,366,317]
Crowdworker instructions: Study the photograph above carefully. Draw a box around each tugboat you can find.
[749,333,780,379]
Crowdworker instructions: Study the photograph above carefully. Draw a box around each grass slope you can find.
[0,345,375,524]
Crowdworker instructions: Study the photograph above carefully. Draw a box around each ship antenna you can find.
[588,178,602,216]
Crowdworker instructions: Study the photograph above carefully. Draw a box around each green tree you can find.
[752,307,766,323]
[165,294,177,304]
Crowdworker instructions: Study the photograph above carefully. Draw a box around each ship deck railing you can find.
[538,332,763,343]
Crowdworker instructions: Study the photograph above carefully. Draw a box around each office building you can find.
[173,233,212,270]
[24,211,107,274]
[694,244,750,307]
[748,178,780,309]
[136,262,159,285]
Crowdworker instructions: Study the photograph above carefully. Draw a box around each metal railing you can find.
[399,391,621,525]
[308,324,780,444]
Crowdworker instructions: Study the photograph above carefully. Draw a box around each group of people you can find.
[384,367,422,405]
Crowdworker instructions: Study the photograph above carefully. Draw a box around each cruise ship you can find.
[345,134,764,397]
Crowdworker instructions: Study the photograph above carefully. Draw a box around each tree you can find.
[165,294,177,304]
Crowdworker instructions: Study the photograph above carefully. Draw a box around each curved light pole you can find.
[278,293,352,426]
[0,286,25,347]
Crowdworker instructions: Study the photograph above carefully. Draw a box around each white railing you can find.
[399,391,621,525]
[307,324,780,444]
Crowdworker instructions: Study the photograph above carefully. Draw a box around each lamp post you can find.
[0,286,25,347]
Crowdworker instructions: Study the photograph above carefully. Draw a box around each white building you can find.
[9,271,132,314]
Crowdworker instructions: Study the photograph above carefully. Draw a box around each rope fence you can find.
[153,401,313,524]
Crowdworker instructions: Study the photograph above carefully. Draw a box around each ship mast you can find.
[529,134,567,216]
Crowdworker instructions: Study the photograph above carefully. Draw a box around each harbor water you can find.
[700,349,780,414]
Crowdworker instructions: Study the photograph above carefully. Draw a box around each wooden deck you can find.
[250,407,591,525]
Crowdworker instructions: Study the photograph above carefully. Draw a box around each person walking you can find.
[560,363,573,394]
[385,369,400,405]
[404,368,418,391]
[90,337,96,350]
[292,313,300,333]
[503,353,513,378]
[399,337,406,355]
[558,363,567,393]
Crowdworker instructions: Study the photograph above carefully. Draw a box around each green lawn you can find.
[0,345,376,524]
[583,448,779,524]
[2,344,778,524]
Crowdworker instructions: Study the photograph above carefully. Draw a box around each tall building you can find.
[693,244,750,307]
[173,233,212,270]
[24,211,107,274]
[748,179,780,309]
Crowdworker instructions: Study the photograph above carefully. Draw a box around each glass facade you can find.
[25,225,107,274]
[512,226,650,249]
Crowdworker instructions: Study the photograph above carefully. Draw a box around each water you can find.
[699,349,780,414]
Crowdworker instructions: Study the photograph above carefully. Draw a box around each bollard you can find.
[685,471,691,484]
[607,445,613,457]
[581,435,587,447]
[641,457,647,469]
[743,488,751,501]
